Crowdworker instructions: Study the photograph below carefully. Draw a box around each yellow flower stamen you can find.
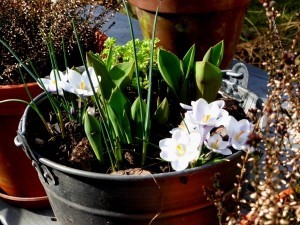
[235,130,245,141]
[176,144,186,156]
[212,139,219,149]
[202,114,211,123]
[80,81,86,90]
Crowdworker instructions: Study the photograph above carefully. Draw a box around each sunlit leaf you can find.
[195,61,222,102]
[86,52,114,99]
[109,62,134,90]
[157,49,183,95]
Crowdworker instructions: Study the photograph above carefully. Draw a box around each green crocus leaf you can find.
[157,49,183,95]
[84,113,103,163]
[195,61,222,103]
[86,52,115,100]
[153,97,169,125]
[109,62,134,90]
[131,97,147,140]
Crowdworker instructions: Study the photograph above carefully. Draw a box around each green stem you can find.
[122,0,144,135]
[142,5,159,166]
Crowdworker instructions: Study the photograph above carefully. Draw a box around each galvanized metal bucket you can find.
[15,64,263,225]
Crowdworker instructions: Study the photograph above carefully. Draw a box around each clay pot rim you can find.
[0,82,38,89]
[128,0,251,14]
[0,191,49,209]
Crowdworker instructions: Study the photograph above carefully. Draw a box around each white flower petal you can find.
[180,103,193,111]
[218,140,229,150]
[171,159,189,171]
[215,100,225,109]
[216,114,232,127]
[213,148,232,155]
[67,69,82,87]
[82,67,100,88]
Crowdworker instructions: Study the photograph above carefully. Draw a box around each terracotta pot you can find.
[128,0,250,68]
[0,82,48,208]
[16,78,263,224]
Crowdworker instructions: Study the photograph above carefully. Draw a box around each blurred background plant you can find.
[207,0,300,224]
[235,0,300,68]
[0,0,121,85]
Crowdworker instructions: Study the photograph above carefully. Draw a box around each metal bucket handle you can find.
[14,104,57,186]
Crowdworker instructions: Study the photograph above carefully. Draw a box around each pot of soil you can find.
[128,0,250,68]
[0,82,48,208]
[15,75,263,224]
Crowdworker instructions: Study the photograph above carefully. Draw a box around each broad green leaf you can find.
[131,97,147,140]
[157,49,183,95]
[195,61,222,103]
[182,44,196,78]
[86,52,115,100]
[203,48,212,63]
[179,77,190,104]
[180,45,196,103]
[106,102,132,144]
[106,104,127,143]
[202,41,224,67]
[121,110,132,144]
[108,87,132,143]
[153,97,169,125]
[109,62,134,90]
[84,113,103,162]
[109,86,130,114]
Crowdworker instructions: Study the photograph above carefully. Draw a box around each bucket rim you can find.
[36,150,243,180]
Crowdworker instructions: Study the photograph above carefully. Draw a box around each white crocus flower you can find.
[39,69,68,95]
[66,67,100,97]
[180,114,212,139]
[189,98,227,127]
[159,128,202,171]
[225,116,253,150]
[205,133,232,155]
